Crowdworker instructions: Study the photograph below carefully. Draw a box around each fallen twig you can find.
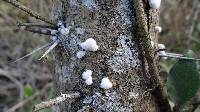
[33,93,80,112]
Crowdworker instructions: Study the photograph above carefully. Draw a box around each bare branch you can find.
[20,27,54,36]
[2,0,56,25]
[33,93,80,112]
[17,22,57,30]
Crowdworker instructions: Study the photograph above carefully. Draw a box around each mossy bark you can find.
[51,0,171,112]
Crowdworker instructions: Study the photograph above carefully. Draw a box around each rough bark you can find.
[51,0,171,112]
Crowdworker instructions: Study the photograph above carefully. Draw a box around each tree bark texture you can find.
[51,0,171,112]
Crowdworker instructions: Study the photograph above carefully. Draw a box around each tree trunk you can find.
[51,0,171,112]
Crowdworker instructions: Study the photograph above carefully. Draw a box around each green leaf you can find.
[23,84,33,97]
[167,59,200,106]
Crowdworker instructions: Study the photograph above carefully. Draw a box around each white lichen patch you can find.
[129,92,139,99]
[76,50,86,59]
[69,0,78,6]
[100,77,113,89]
[75,28,85,35]
[149,0,161,9]
[116,0,132,26]
[80,38,99,51]
[107,34,140,73]
[82,0,98,10]
[57,22,70,36]
[91,92,133,111]
[60,28,70,35]
[50,36,57,42]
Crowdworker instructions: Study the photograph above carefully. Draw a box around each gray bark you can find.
[50,0,170,112]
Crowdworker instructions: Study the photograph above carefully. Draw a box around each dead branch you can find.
[2,0,56,25]
[19,27,53,36]
[33,93,80,112]
[17,22,57,30]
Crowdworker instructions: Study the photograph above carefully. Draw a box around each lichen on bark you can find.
[51,0,167,111]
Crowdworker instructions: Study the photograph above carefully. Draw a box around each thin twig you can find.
[6,83,53,112]
[20,27,54,36]
[165,53,184,57]
[39,40,60,60]
[33,93,80,112]
[159,54,200,61]
[17,22,57,30]
[2,0,56,25]
[11,42,52,63]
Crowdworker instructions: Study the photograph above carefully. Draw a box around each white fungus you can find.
[80,38,99,51]
[159,51,168,60]
[76,51,86,59]
[82,70,93,80]
[158,44,165,49]
[149,0,161,9]
[155,26,162,33]
[100,77,113,89]
[85,76,93,85]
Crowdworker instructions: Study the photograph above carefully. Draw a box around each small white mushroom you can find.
[155,26,162,33]
[100,77,113,89]
[149,0,161,9]
[159,51,168,60]
[158,44,166,49]
[82,70,93,80]
[80,38,99,51]
[85,76,93,85]
[76,51,86,59]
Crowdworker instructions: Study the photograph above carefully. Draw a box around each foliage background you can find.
[0,0,199,112]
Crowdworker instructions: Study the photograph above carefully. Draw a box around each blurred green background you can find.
[0,0,199,112]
